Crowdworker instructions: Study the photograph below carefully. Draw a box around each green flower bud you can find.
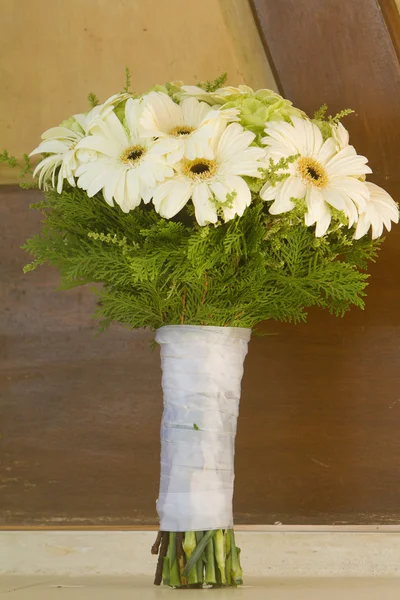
[223,89,305,139]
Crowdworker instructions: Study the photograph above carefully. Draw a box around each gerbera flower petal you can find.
[146,137,180,157]
[332,122,350,150]
[153,180,193,219]
[30,125,84,191]
[126,169,141,209]
[102,112,130,148]
[180,85,219,104]
[86,165,114,198]
[30,140,67,156]
[217,123,256,159]
[140,92,182,137]
[328,177,369,210]
[304,188,332,236]
[181,97,214,128]
[343,197,360,228]
[325,146,371,177]
[353,213,370,240]
[76,135,120,156]
[262,119,304,155]
[314,210,332,237]
[260,181,282,201]
[102,167,121,207]
[125,98,143,140]
[322,187,349,212]
[209,180,230,203]
[316,137,337,165]
[305,187,327,222]
[292,116,323,157]
[354,182,399,239]
[180,84,252,105]
[220,175,252,221]
[268,176,306,214]
[192,183,218,225]
[40,127,80,141]
[114,170,129,212]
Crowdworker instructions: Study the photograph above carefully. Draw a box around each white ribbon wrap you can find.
[155,325,251,532]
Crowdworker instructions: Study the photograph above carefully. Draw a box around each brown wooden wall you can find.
[1,0,400,527]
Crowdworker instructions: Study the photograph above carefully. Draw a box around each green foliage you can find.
[0,148,18,168]
[313,104,354,124]
[87,92,100,108]
[313,104,328,121]
[313,105,355,139]
[245,155,299,194]
[1,149,35,184]
[22,186,379,331]
[329,108,354,124]
[198,73,228,92]
[123,66,132,93]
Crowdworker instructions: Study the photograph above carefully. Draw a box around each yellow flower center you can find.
[169,125,195,137]
[297,157,328,189]
[121,145,146,165]
[183,158,217,180]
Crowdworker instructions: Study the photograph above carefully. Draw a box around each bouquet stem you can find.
[152,529,243,588]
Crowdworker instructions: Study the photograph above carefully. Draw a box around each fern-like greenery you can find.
[22,185,380,331]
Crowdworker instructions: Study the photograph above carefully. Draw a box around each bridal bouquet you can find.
[4,72,398,588]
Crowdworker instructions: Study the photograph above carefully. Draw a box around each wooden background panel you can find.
[0,187,161,526]
[1,0,400,527]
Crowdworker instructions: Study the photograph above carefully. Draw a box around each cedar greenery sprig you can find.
[245,155,299,194]
[87,92,100,108]
[123,66,132,93]
[22,185,379,331]
[313,104,354,123]
[198,72,228,92]
[313,104,355,140]
[0,149,36,187]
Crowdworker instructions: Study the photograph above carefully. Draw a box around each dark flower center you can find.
[127,149,144,160]
[169,125,195,137]
[297,156,328,189]
[190,163,211,175]
[121,145,147,165]
[184,158,217,180]
[307,166,320,180]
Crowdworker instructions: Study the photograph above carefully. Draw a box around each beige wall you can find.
[0,0,276,182]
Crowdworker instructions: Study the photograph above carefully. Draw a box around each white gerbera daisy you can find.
[30,124,85,193]
[354,182,399,239]
[152,122,265,226]
[180,84,253,105]
[260,117,372,236]
[30,94,132,193]
[75,98,175,213]
[140,91,238,163]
